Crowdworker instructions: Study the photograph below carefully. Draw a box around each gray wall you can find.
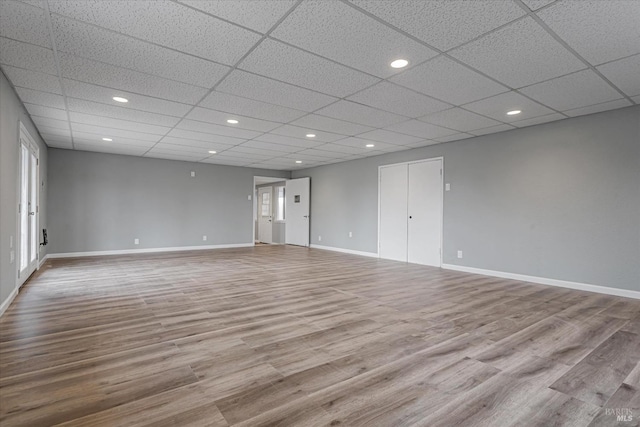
[0,71,49,307]
[294,106,640,292]
[48,149,289,253]
[256,181,287,244]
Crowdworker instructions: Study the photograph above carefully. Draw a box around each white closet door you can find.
[379,164,408,262]
[285,177,310,247]
[407,159,442,266]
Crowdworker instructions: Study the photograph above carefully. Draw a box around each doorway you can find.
[17,123,40,288]
[253,176,288,245]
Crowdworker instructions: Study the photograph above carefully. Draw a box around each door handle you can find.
[409,215,412,219]
[303,215,309,218]
[29,212,35,216]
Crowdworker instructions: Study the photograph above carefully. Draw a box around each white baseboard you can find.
[47,243,255,259]
[310,244,379,258]
[442,263,640,300]
[38,254,49,268]
[0,286,19,318]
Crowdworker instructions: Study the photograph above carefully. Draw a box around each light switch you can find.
[134,238,139,245]
[248,195,252,200]
[190,171,195,177]
[445,183,451,191]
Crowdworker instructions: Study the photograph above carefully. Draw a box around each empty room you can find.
[1,0,639,426]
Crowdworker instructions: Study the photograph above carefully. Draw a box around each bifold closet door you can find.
[407,159,442,267]
[379,164,408,262]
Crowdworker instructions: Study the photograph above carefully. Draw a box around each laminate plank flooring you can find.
[0,245,638,426]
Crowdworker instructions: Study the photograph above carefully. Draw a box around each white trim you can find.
[442,263,640,300]
[0,287,19,318]
[310,244,379,258]
[47,243,254,259]
[38,254,48,269]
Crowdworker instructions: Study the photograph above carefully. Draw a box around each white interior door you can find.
[257,186,273,243]
[379,164,408,262]
[285,177,310,247]
[18,126,39,287]
[407,159,443,266]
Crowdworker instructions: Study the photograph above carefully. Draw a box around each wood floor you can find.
[0,246,638,426]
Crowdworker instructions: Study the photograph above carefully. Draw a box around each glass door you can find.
[18,125,39,287]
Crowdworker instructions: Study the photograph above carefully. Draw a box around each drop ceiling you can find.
[0,0,638,171]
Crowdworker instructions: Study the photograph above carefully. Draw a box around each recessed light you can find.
[208,150,217,154]
[227,119,239,124]
[365,144,375,148]
[390,59,409,69]
[507,110,522,116]
[295,160,302,164]
[112,96,128,103]
[102,138,112,141]
[306,134,316,138]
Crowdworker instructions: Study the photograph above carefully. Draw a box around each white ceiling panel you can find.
[216,70,337,112]
[295,148,345,159]
[384,119,457,139]
[450,17,586,88]
[35,125,70,138]
[356,129,423,145]
[537,1,640,65]
[271,0,437,78]
[433,133,473,143]
[0,37,57,74]
[48,0,261,64]
[201,157,253,167]
[176,119,262,140]
[521,0,556,11]
[289,114,373,136]
[281,152,332,162]
[199,91,307,123]
[404,140,439,148]
[145,151,207,162]
[510,113,565,128]
[63,80,192,118]
[51,15,230,88]
[69,112,171,135]
[44,139,73,149]
[270,125,346,143]
[58,53,208,105]
[224,147,279,160]
[1,65,62,94]
[347,82,451,118]
[241,140,301,153]
[75,143,149,156]
[255,133,325,149]
[66,98,181,127]
[520,70,622,111]
[146,144,210,156]
[316,100,406,128]
[178,0,296,33]
[24,103,68,121]
[564,99,633,118]
[70,123,162,142]
[418,108,501,133]
[185,107,281,133]
[469,124,516,136]
[333,137,404,153]
[0,0,51,47]
[390,56,508,105]
[349,0,525,51]
[240,39,380,97]
[158,137,235,152]
[164,128,247,146]
[462,91,555,122]
[72,132,156,147]
[32,116,69,130]
[597,54,640,97]
[314,143,379,155]
[15,87,66,109]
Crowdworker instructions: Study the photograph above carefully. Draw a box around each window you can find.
[261,192,270,217]
[275,186,285,221]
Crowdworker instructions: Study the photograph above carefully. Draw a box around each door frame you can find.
[377,156,444,266]
[16,121,40,289]
[257,186,273,244]
[252,176,288,246]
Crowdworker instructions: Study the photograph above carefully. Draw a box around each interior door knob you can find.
[409,215,412,219]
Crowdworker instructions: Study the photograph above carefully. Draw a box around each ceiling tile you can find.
[355,129,423,145]
[177,119,261,140]
[239,39,380,97]
[404,140,439,148]
[0,37,57,74]
[15,87,66,109]
[289,114,373,136]
[241,140,300,153]
[520,70,622,111]
[254,133,324,149]
[0,0,51,47]
[66,98,181,127]
[216,70,337,112]
[75,143,149,156]
[333,137,403,153]
[418,108,501,132]
[24,103,68,121]
[383,119,457,139]
[270,125,346,143]
[32,116,69,130]
[1,65,62,94]
[36,125,71,138]
[150,143,214,155]
[201,157,253,167]
[199,91,306,123]
[311,143,373,155]
[449,17,586,88]
[48,0,261,64]
[537,1,640,65]
[316,100,406,128]
[564,99,633,118]
[165,128,246,146]
[281,152,331,162]
[145,151,207,162]
[349,0,525,51]
[597,54,640,97]
[271,0,437,78]
[521,0,556,11]
[159,137,235,152]
[468,124,516,136]
[51,15,230,88]
[69,111,172,135]
[178,0,296,33]
[72,132,156,147]
[70,123,162,142]
[510,113,565,128]
[347,82,451,117]
[462,91,555,122]
[433,133,473,143]
[58,53,208,104]
[185,107,281,132]
[45,139,73,149]
[225,146,280,159]
[296,148,345,159]
[390,56,508,105]
[63,80,192,117]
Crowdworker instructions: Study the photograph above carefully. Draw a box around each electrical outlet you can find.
[445,183,451,191]
[134,238,139,245]
[190,171,195,177]
[202,235,207,241]
[457,250,463,259]
[318,235,322,241]
[349,231,353,238]
[10,250,15,264]
[247,195,251,200]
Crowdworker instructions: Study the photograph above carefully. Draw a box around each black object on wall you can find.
[40,229,47,246]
